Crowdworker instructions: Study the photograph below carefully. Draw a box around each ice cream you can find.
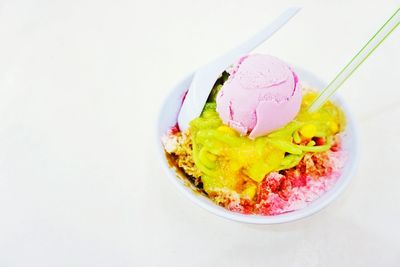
[216,54,302,138]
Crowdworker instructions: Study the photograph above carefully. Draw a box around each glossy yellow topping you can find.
[189,91,345,199]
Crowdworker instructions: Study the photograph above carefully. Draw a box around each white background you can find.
[1,0,400,266]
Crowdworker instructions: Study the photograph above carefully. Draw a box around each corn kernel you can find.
[217,125,237,136]
[307,140,316,147]
[327,121,339,133]
[300,124,317,138]
[242,184,257,199]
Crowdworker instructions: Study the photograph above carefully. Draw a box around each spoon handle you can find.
[309,7,400,112]
[209,7,302,73]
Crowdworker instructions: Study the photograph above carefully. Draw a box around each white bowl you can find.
[156,67,358,224]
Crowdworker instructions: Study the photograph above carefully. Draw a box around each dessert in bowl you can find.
[157,54,358,224]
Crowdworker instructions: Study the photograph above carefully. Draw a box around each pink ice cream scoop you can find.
[216,54,302,139]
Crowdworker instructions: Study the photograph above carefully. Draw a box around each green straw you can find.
[308,7,400,112]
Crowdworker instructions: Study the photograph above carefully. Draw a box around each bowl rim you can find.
[156,67,359,224]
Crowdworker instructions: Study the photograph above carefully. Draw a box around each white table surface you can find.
[1,0,400,266]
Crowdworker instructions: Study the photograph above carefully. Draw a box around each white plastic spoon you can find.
[178,7,301,132]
